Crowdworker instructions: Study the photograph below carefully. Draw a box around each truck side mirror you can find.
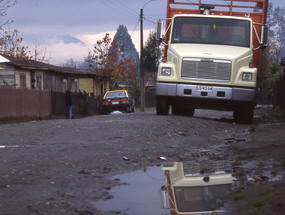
[260,25,268,49]
[156,20,164,41]
[159,186,169,209]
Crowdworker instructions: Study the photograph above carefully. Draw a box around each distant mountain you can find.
[50,35,85,46]
[59,35,85,46]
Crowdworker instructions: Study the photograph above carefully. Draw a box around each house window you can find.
[36,74,42,89]
[71,79,78,93]
[20,74,26,88]
[62,79,67,92]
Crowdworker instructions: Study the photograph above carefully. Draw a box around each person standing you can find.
[65,90,73,119]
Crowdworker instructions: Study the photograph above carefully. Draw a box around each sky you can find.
[3,0,285,66]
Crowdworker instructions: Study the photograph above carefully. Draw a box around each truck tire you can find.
[172,104,181,115]
[172,105,194,117]
[185,108,195,117]
[233,104,254,124]
[156,96,169,115]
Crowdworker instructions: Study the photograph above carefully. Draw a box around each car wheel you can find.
[126,106,131,113]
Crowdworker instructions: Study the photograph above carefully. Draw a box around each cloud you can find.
[24,27,154,66]
[82,31,117,46]
[5,0,163,65]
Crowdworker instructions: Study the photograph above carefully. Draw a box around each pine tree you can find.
[110,25,139,90]
[143,31,162,73]
[113,25,139,61]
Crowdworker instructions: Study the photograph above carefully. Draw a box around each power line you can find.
[96,0,138,20]
[144,17,157,25]
[223,0,231,6]
[116,0,139,16]
[130,19,140,36]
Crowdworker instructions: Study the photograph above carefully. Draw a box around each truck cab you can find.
[156,0,268,124]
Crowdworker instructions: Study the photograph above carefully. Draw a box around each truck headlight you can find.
[242,72,252,81]
[161,67,171,76]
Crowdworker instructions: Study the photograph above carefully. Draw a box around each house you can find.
[0,54,109,97]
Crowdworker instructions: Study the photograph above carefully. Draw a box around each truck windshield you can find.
[171,17,250,47]
[174,184,231,212]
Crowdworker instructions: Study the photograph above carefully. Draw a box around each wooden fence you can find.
[0,86,155,120]
[0,87,101,120]
[0,87,51,120]
[51,91,101,116]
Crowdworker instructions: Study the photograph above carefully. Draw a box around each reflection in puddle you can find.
[160,162,235,215]
[92,166,167,215]
[93,160,283,215]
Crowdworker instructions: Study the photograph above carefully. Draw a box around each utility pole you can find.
[140,8,145,112]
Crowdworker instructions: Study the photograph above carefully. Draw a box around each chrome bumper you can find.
[156,82,256,102]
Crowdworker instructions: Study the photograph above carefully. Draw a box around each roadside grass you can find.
[273,155,285,168]
[0,114,85,124]
[230,139,285,214]
[236,155,256,161]
[0,118,39,125]
[268,107,285,119]
[228,181,285,215]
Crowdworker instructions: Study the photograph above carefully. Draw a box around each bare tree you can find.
[0,0,16,27]
[0,28,32,58]
[61,58,77,68]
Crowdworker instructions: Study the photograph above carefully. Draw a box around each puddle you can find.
[92,160,284,214]
[92,166,167,215]
[238,160,285,182]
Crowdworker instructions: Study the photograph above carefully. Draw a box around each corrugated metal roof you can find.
[0,54,97,77]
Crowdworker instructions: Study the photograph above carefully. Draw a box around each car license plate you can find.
[196,85,213,92]
[112,101,119,105]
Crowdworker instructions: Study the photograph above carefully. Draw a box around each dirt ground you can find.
[0,107,284,215]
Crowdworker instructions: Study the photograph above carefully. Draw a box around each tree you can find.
[88,33,135,96]
[265,62,285,110]
[0,1,50,61]
[112,25,139,62]
[143,31,161,73]
[0,28,32,59]
[61,58,78,68]
[266,3,285,63]
[0,0,16,27]
[262,3,285,111]
[110,25,139,89]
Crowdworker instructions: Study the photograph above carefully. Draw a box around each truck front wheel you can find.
[172,104,194,117]
[233,103,254,124]
[156,96,170,115]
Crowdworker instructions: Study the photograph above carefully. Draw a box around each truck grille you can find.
[181,58,232,82]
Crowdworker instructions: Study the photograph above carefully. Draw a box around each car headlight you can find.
[161,67,171,76]
[242,72,252,81]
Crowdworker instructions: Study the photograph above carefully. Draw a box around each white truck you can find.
[156,0,268,124]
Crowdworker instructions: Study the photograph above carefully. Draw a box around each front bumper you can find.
[156,82,256,102]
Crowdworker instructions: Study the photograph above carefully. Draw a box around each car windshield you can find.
[171,17,250,47]
[105,91,127,99]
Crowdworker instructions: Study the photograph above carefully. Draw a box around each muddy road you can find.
[0,108,284,215]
